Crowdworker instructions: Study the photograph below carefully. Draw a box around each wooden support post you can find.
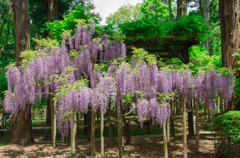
[170,116,175,137]
[220,97,223,114]
[91,110,95,155]
[117,108,123,158]
[71,111,77,154]
[101,111,104,156]
[181,91,187,158]
[51,99,56,147]
[108,117,115,146]
[195,98,200,149]
[163,121,168,158]
[218,96,220,113]
[117,93,123,158]
[167,120,170,142]
[204,103,207,119]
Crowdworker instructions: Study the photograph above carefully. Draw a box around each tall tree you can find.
[177,0,187,20]
[219,0,239,69]
[11,0,34,144]
[219,0,239,110]
[168,0,173,22]
[203,0,210,50]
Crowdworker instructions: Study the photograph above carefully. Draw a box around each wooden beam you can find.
[125,35,204,40]
[125,40,199,47]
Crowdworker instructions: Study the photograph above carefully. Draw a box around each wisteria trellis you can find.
[3,21,234,139]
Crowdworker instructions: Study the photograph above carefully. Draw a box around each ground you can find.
[0,132,215,157]
[0,113,216,157]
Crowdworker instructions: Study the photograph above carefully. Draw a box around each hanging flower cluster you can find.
[3,20,235,138]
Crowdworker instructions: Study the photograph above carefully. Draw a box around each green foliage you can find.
[106,3,143,26]
[157,92,175,104]
[131,47,157,66]
[35,38,59,50]
[212,111,240,143]
[189,45,221,74]
[141,0,171,22]
[165,15,209,38]
[119,15,209,38]
[212,111,240,157]
[32,98,46,111]
[234,78,240,104]
[44,5,98,41]
[0,52,14,101]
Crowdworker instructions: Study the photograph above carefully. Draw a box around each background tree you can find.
[11,0,34,144]
[177,0,187,20]
[106,4,143,26]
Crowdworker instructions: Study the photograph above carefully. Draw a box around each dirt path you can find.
[0,132,215,158]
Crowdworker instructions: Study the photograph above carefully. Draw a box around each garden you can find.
[0,0,240,157]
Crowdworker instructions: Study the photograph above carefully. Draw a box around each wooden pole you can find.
[181,91,187,158]
[167,120,170,142]
[108,117,115,146]
[101,111,104,156]
[204,103,207,119]
[117,93,123,158]
[195,98,200,149]
[117,108,123,158]
[91,110,95,155]
[51,99,56,147]
[220,97,223,114]
[163,121,168,158]
[71,111,77,154]
[218,96,220,113]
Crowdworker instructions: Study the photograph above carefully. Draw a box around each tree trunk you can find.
[13,0,30,67]
[47,0,59,37]
[108,116,115,146]
[170,116,175,137]
[204,103,207,119]
[187,107,194,138]
[219,0,240,111]
[86,111,91,141]
[167,120,170,142]
[51,99,56,147]
[177,0,187,21]
[70,111,77,154]
[208,106,211,120]
[163,121,168,158]
[10,106,34,144]
[100,111,104,155]
[219,0,239,69]
[11,0,33,145]
[117,93,123,158]
[168,0,173,22]
[203,0,210,50]
[146,120,151,134]
[199,0,203,17]
[90,110,95,155]
[44,95,52,140]
[195,98,200,149]
[123,117,131,145]
[181,91,187,158]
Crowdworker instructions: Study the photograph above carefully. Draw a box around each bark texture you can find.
[177,0,187,21]
[219,0,239,69]
[90,110,95,155]
[13,0,30,66]
[11,0,33,145]
[10,107,34,144]
[181,91,187,158]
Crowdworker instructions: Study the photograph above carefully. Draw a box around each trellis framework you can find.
[124,35,203,64]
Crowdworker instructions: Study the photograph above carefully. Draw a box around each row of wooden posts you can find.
[49,93,225,158]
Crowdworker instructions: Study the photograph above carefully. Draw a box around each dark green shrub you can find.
[212,111,240,158]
